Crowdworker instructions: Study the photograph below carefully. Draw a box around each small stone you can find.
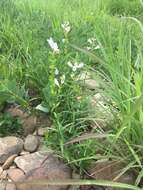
[6,184,16,190]
[0,137,23,164]
[8,168,25,182]
[24,135,39,153]
[2,154,17,170]
[37,127,47,136]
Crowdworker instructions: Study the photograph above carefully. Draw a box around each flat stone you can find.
[0,137,23,164]
[7,168,25,182]
[14,151,53,173]
[17,152,71,190]
[14,151,71,190]
[24,135,39,153]
[2,154,17,170]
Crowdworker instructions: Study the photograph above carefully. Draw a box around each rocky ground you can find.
[0,76,135,190]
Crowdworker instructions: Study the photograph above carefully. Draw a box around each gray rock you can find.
[84,79,100,90]
[89,93,115,128]
[17,151,71,190]
[7,168,25,182]
[14,151,53,173]
[24,135,39,153]
[6,107,37,136]
[0,137,23,164]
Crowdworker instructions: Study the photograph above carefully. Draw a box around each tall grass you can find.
[1,0,143,189]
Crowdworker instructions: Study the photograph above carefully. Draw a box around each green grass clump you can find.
[1,0,143,189]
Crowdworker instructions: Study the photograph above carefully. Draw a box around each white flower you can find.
[61,74,65,84]
[72,66,77,72]
[94,45,101,50]
[87,38,96,45]
[87,37,101,51]
[76,62,84,68]
[54,78,60,87]
[47,37,60,53]
[61,21,71,34]
[86,46,91,50]
[55,68,59,75]
[67,61,73,68]
[67,61,84,72]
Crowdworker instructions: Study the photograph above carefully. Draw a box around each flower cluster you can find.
[54,68,65,87]
[47,37,60,54]
[86,37,101,51]
[47,21,84,88]
[67,61,84,72]
[61,21,71,34]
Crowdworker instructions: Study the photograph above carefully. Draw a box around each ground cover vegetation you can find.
[1,0,143,189]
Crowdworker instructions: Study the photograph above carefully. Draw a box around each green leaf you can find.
[35,103,49,113]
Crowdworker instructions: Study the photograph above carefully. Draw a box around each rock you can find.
[89,93,115,128]
[84,79,100,90]
[37,127,48,137]
[6,107,37,136]
[6,184,16,190]
[0,183,6,190]
[87,160,134,190]
[2,154,17,170]
[14,151,53,173]
[36,113,52,128]
[7,168,25,182]
[0,137,23,164]
[22,115,37,136]
[14,151,71,190]
[6,107,27,118]
[24,135,39,153]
